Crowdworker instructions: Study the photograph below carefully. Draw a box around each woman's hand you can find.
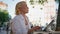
[32,26,40,31]
[28,26,40,34]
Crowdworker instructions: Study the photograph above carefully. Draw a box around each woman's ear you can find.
[17,8,21,14]
[17,8,20,11]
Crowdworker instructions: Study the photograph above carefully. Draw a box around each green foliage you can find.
[0,8,11,27]
[55,0,59,3]
[30,0,34,5]
[30,0,47,5]
[29,0,47,8]
[38,0,47,4]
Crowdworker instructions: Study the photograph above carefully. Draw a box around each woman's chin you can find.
[26,11,28,13]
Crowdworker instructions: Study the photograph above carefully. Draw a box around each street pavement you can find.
[0,30,10,34]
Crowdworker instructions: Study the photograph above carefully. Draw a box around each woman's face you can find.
[19,3,29,14]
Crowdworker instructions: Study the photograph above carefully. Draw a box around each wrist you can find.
[28,28,34,34]
[31,28,35,31]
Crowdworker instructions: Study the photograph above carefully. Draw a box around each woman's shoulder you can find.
[13,14,24,21]
[13,15,23,19]
[10,15,21,23]
[10,14,24,23]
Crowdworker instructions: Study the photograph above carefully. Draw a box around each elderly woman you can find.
[10,1,40,34]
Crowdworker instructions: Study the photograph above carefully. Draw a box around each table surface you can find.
[33,31,60,34]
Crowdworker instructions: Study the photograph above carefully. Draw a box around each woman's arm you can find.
[28,26,40,34]
[28,28,34,34]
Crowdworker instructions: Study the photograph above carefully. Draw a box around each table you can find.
[33,31,60,34]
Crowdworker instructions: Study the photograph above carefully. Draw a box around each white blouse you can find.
[10,14,31,34]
